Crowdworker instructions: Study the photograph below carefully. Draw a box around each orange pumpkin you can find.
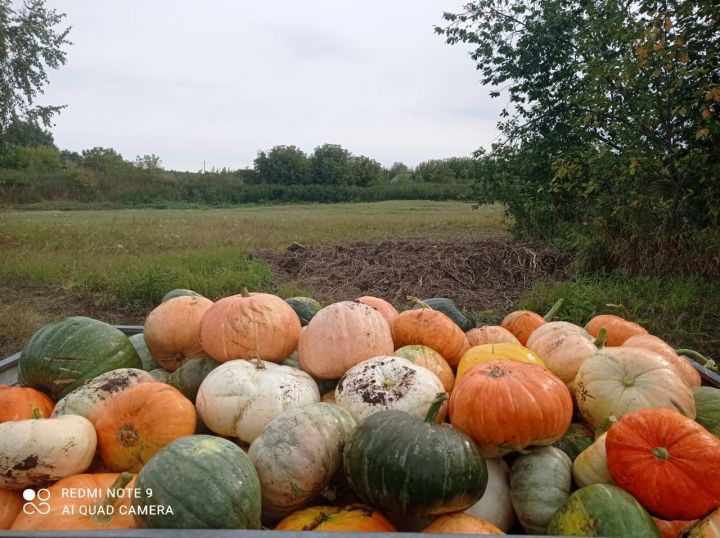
[393,345,455,392]
[0,385,54,422]
[466,326,520,346]
[423,513,505,534]
[356,296,400,326]
[0,489,23,530]
[651,517,697,538]
[585,314,648,346]
[500,299,564,345]
[391,308,469,369]
[456,343,546,381]
[449,360,573,457]
[606,408,720,520]
[299,301,394,380]
[143,295,213,371]
[200,289,301,363]
[623,334,701,388]
[11,473,136,530]
[275,505,397,532]
[94,383,196,472]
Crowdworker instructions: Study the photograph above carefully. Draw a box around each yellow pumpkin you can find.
[456,343,546,381]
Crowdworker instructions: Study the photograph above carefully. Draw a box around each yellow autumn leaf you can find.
[696,128,710,140]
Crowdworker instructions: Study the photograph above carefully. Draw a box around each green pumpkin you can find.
[168,357,220,401]
[18,316,142,400]
[149,368,171,383]
[419,298,474,332]
[161,288,203,303]
[547,484,661,537]
[133,435,261,529]
[553,423,595,460]
[510,446,572,535]
[129,333,162,371]
[343,393,487,517]
[285,296,322,326]
[282,351,337,395]
[694,386,720,436]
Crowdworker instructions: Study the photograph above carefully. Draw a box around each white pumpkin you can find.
[572,432,615,488]
[0,415,97,489]
[334,356,445,423]
[249,402,356,521]
[465,457,516,532]
[526,321,598,386]
[196,359,320,443]
[51,368,156,421]
[574,346,696,429]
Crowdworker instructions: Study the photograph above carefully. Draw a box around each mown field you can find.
[1,200,718,360]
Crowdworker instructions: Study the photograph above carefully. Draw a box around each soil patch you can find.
[256,239,571,316]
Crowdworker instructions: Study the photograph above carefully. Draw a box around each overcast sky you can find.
[41,1,502,172]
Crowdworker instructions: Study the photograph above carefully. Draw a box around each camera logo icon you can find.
[22,488,51,515]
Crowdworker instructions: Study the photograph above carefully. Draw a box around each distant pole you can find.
[203,160,206,173]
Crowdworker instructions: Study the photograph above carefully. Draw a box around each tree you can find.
[310,143,350,184]
[0,119,54,147]
[388,161,412,183]
[253,145,311,184]
[0,0,72,131]
[437,0,720,234]
[81,147,127,174]
[347,155,387,186]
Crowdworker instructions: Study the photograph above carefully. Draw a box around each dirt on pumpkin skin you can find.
[255,239,570,317]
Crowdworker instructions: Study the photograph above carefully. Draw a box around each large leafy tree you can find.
[437,0,720,234]
[253,145,311,185]
[310,143,351,185]
[0,0,71,131]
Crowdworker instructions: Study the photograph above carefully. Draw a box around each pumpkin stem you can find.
[676,349,717,371]
[652,447,670,460]
[406,295,432,309]
[251,357,266,370]
[594,328,608,348]
[92,472,133,523]
[424,392,449,424]
[605,303,630,318]
[543,298,564,321]
[241,287,251,298]
[31,407,44,420]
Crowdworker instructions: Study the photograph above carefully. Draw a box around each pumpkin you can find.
[200,289,301,363]
[574,346,696,429]
[133,435,261,529]
[248,402,356,521]
[572,432,615,487]
[391,304,469,368]
[286,296,323,326]
[547,484,661,537]
[652,517,698,538]
[0,414,96,489]
[149,368,170,382]
[321,391,336,403]
[143,295,213,372]
[196,359,320,443]
[500,298,564,345]
[466,326,520,346]
[687,507,720,537]
[510,446,572,535]
[418,297,474,332]
[18,316,142,400]
[449,360,573,457]
[422,513,504,534]
[455,343,546,381]
[553,422,595,461]
[344,393,488,516]
[299,301,394,380]
[695,386,720,436]
[0,385,54,422]
[128,333,162,371]
[586,314,648,346]
[275,505,396,532]
[357,296,400,326]
[393,345,455,392]
[94,383,196,472]
[526,321,598,386]
[0,489,23,530]
[282,352,339,395]
[167,357,219,401]
[605,407,720,520]
[623,334,701,388]
[10,473,137,530]
[161,288,203,302]
[465,458,516,532]
[335,356,446,423]
[51,368,155,421]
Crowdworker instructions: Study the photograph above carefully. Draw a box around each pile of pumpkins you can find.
[1,287,719,537]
